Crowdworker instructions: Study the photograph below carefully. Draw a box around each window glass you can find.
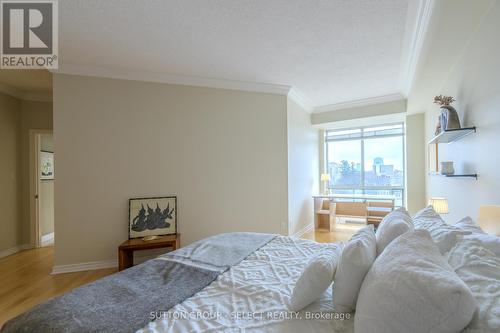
[325,128,362,141]
[325,123,405,207]
[364,136,404,187]
[363,124,404,137]
[327,140,361,187]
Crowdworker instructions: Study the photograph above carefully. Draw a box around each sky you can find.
[327,136,404,170]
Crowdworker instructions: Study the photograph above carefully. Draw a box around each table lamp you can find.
[428,197,449,214]
[321,173,330,195]
[478,205,500,235]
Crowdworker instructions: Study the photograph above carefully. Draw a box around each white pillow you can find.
[454,216,485,234]
[413,205,445,229]
[355,230,477,333]
[427,225,470,254]
[332,225,376,313]
[288,247,341,311]
[381,206,413,226]
[447,237,500,332]
[376,207,413,255]
[413,206,470,254]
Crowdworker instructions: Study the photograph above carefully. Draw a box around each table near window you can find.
[313,193,395,231]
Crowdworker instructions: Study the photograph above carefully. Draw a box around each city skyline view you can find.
[325,129,405,206]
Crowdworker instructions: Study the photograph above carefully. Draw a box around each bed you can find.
[140,235,348,333]
[2,207,500,333]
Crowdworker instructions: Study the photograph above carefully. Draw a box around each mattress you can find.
[138,236,352,333]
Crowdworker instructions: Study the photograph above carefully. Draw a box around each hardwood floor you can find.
[0,226,359,327]
[302,223,361,243]
[0,246,117,327]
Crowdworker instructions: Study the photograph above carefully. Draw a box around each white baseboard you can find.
[0,244,32,259]
[41,232,54,246]
[291,223,314,238]
[52,259,117,274]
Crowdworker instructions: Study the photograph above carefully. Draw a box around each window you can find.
[325,123,405,206]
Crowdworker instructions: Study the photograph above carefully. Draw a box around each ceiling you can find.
[0,70,52,97]
[1,1,424,108]
[407,0,495,114]
[56,0,418,110]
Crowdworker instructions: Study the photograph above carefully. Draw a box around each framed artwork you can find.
[129,196,177,239]
[40,151,54,180]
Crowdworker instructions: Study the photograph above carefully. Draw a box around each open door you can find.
[29,130,54,248]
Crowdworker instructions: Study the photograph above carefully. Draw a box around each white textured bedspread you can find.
[138,236,352,333]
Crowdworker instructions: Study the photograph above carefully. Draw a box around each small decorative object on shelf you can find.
[440,161,455,175]
[434,95,461,135]
[142,235,160,241]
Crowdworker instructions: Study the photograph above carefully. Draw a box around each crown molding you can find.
[400,0,435,96]
[287,87,313,113]
[0,83,23,100]
[23,92,53,102]
[51,3,432,114]
[41,3,435,110]
[313,92,405,114]
[0,83,52,102]
[51,63,292,96]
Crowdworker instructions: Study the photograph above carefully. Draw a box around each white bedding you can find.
[138,236,352,333]
[447,237,500,332]
[137,216,500,333]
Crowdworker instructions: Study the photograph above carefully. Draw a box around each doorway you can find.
[29,130,54,248]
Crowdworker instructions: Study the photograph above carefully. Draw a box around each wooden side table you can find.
[118,234,180,271]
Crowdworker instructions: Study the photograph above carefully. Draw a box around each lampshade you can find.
[429,197,449,214]
[320,173,331,182]
[478,205,500,235]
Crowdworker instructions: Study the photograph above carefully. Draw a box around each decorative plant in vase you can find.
[434,95,461,135]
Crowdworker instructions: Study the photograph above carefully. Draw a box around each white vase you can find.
[440,161,455,175]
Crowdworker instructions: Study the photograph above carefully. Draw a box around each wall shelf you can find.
[445,174,478,179]
[428,173,478,180]
[428,127,476,144]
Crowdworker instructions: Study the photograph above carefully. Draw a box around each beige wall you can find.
[318,130,326,194]
[415,1,500,223]
[311,99,407,125]
[0,94,52,251]
[405,113,426,214]
[286,98,318,235]
[0,93,21,252]
[41,133,53,151]
[40,134,54,236]
[53,74,289,266]
[40,181,54,236]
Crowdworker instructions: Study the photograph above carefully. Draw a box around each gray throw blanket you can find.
[2,232,276,333]
[159,232,277,271]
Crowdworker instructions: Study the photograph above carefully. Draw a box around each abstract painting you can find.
[40,151,54,180]
[129,196,177,239]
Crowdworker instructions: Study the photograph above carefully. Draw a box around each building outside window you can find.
[325,123,405,207]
